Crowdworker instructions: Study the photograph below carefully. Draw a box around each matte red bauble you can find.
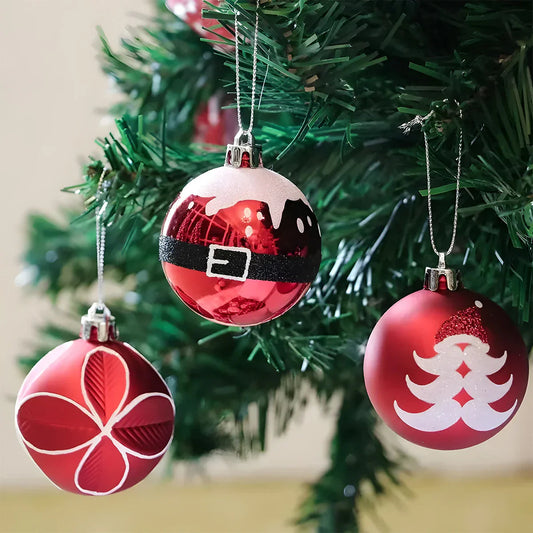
[364,274,528,450]
[160,135,321,326]
[15,307,175,495]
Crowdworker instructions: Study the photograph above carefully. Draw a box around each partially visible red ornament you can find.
[364,265,529,450]
[160,132,321,326]
[15,305,175,495]
[194,92,237,146]
[165,0,232,44]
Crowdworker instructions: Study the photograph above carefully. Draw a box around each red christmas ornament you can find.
[194,92,238,146]
[15,306,175,495]
[165,0,232,43]
[364,270,529,450]
[160,133,321,326]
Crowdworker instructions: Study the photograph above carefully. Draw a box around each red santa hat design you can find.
[435,300,488,344]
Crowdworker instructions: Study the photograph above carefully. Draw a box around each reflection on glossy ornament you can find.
[364,273,529,450]
[160,133,321,326]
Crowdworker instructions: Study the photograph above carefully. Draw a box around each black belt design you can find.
[159,235,320,283]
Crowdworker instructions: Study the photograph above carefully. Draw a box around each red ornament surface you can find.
[160,166,321,326]
[15,338,175,495]
[165,0,232,43]
[363,284,529,450]
[194,92,237,146]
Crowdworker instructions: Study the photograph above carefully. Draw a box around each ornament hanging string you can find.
[234,0,260,134]
[400,102,463,262]
[96,167,109,308]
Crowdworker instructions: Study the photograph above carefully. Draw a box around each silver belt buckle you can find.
[206,244,251,282]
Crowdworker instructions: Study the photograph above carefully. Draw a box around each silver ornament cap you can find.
[225,129,262,169]
[424,252,461,291]
[81,303,118,342]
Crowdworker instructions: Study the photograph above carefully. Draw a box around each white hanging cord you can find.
[234,0,260,134]
[96,168,109,308]
[400,101,463,258]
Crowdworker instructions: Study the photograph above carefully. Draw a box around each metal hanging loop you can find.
[81,166,117,341]
[227,0,263,169]
[234,0,260,135]
[400,100,464,291]
[424,102,464,258]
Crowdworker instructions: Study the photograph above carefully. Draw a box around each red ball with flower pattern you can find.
[15,325,175,495]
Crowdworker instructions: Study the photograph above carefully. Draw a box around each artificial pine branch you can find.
[21,1,533,532]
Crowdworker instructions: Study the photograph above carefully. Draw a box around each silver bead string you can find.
[234,0,260,134]
[96,168,109,307]
[400,102,463,258]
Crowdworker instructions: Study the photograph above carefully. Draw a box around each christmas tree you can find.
[22,0,532,531]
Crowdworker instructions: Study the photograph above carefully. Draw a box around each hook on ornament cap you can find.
[225,128,262,169]
[81,303,118,342]
[424,252,461,291]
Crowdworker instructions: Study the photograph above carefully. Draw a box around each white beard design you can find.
[394,334,517,432]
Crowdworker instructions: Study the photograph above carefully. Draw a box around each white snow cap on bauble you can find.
[177,166,312,230]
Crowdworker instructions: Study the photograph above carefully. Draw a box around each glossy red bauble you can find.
[194,92,237,146]
[364,284,528,450]
[160,165,321,326]
[165,0,232,44]
[15,337,175,495]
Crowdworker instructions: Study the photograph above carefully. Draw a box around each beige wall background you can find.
[1,0,533,491]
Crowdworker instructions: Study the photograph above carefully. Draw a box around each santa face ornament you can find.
[160,134,321,326]
[363,275,529,450]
